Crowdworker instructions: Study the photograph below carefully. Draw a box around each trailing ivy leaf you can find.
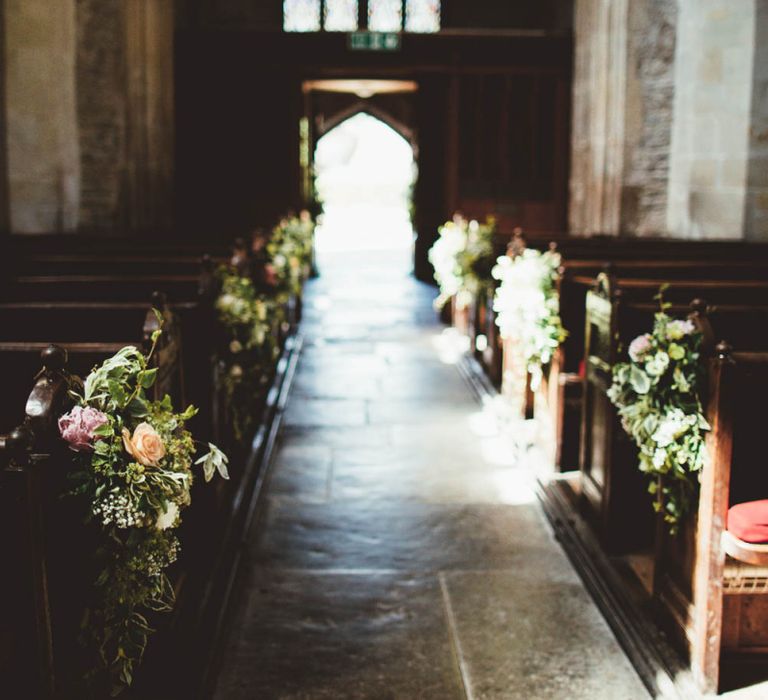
[179,404,198,422]
[126,397,149,418]
[93,422,114,437]
[139,367,158,388]
[194,443,230,482]
[629,365,651,394]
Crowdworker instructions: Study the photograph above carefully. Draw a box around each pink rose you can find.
[264,264,278,287]
[122,422,165,467]
[58,405,109,452]
[628,334,653,363]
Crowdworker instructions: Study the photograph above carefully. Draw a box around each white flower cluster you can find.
[93,491,144,529]
[428,221,468,305]
[216,292,252,324]
[492,249,564,369]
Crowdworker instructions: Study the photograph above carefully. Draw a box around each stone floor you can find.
[213,248,649,700]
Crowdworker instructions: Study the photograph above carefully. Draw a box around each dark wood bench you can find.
[649,346,768,694]
[579,273,768,553]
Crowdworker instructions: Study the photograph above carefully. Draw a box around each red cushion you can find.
[727,500,768,544]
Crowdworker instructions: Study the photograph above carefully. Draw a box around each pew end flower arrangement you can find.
[215,266,280,441]
[60,324,229,694]
[491,247,567,386]
[606,294,710,533]
[267,212,315,297]
[428,216,496,311]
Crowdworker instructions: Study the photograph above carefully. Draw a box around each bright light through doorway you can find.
[313,112,416,272]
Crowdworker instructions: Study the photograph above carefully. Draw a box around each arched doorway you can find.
[313,111,416,276]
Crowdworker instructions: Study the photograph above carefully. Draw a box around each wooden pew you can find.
[470,235,768,433]
[649,344,768,694]
[548,261,768,470]
[579,272,768,552]
[0,318,187,696]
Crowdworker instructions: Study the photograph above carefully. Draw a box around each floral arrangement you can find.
[428,219,467,308]
[215,268,280,441]
[267,212,314,296]
[61,328,228,692]
[606,301,710,532]
[491,248,567,377]
[428,217,496,310]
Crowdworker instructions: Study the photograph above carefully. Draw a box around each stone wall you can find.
[571,0,767,240]
[744,1,768,240]
[76,0,127,229]
[666,0,756,238]
[4,0,80,232]
[569,0,677,236]
[1,0,174,233]
[623,0,677,235]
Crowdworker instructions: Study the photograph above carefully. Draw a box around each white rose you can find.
[218,293,236,310]
[156,501,179,530]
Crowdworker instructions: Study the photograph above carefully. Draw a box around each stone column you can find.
[569,0,677,236]
[744,2,768,240]
[666,0,761,239]
[124,0,175,230]
[76,0,174,231]
[3,0,81,232]
[0,1,8,234]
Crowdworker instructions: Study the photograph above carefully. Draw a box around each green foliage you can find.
[607,302,710,532]
[267,213,315,295]
[215,267,282,441]
[66,329,228,693]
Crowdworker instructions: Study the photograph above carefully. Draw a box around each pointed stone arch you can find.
[318,102,417,157]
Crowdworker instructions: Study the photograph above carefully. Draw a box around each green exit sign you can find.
[348,31,401,52]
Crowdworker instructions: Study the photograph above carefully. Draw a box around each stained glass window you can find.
[284,0,321,32]
[368,0,402,32]
[405,0,440,33]
[325,0,358,31]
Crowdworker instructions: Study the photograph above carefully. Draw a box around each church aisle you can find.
[213,251,649,700]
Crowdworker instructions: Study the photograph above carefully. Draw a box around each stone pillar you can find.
[569,0,677,236]
[666,0,760,239]
[124,0,175,229]
[744,2,768,240]
[3,0,81,232]
[0,1,9,234]
[76,0,174,231]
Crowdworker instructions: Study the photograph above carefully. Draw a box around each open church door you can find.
[299,79,444,278]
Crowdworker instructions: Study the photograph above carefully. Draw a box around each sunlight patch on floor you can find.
[432,327,470,364]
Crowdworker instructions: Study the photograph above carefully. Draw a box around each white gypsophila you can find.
[652,448,667,468]
[93,491,143,529]
[142,538,180,577]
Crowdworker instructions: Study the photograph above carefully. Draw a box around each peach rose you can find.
[122,422,165,467]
